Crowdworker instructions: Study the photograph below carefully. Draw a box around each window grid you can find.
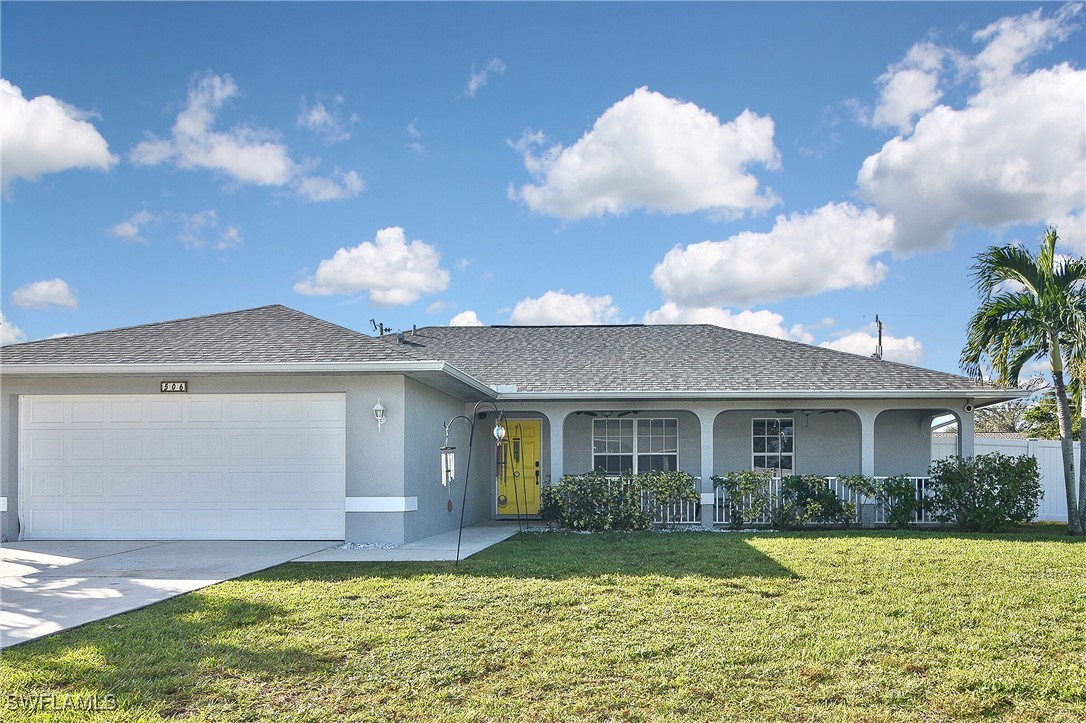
[593,418,678,475]
[752,418,794,474]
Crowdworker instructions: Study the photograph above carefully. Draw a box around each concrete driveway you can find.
[1,540,331,648]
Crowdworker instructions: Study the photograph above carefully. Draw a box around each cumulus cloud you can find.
[643,302,812,343]
[178,210,242,250]
[294,226,450,306]
[651,203,895,308]
[1,78,117,194]
[858,5,1085,254]
[131,73,293,185]
[820,328,924,365]
[297,95,357,143]
[1048,210,1085,251]
[449,310,484,327]
[0,313,27,345]
[109,210,155,243]
[11,278,78,310]
[870,42,950,133]
[131,72,363,201]
[465,58,506,97]
[508,291,621,325]
[294,169,364,202]
[511,87,781,220]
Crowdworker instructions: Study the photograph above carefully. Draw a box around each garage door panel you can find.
[19,393,346,540]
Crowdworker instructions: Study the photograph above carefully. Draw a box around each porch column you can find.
[957,408,975,459]
[544,410,565,484]
[858,409,879,477]
[696,409,716,529]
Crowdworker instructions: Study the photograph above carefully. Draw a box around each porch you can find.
[487,398,973,527]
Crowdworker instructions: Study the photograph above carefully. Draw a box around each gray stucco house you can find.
[0,305,1017,543]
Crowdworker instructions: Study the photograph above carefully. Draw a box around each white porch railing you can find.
[713,476,934,527]
[644,490,701,525]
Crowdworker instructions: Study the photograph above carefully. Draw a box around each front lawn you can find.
[2,530,1084,721]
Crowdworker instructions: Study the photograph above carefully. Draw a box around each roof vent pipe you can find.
[871,314,884,361]
[413,324,417,335]
[397,332,405,344]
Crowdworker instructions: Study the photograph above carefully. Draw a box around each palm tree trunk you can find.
[1051,362,1083,534]
[1079,380,1085,529]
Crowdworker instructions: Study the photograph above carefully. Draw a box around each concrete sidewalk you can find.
[296,521,523,562]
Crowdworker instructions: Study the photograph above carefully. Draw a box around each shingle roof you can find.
[381,324,997,394]
[1,305,415,365]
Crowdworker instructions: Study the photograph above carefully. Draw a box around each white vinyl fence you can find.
[931,437,1081,522]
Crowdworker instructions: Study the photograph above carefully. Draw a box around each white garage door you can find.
[18,393,346,540]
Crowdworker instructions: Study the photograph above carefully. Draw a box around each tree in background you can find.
[1022,391,1082,440]
[961,227,1086,535]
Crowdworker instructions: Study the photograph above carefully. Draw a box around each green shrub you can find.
[841,474,925,529]
[927,453,1042,532]
[539,469,699,531]
[772,475,856,529]
[711,469,774,528]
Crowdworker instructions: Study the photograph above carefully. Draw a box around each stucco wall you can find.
[562,410,701,477]
[713,409,862,476]
[875,410,935,476]
[402,378,491,543]
[0,373,407,543]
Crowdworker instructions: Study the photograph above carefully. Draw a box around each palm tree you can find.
[961,227,1086,535]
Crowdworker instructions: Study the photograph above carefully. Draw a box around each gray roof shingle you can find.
[1,305,416,365]
[381,324,997,394]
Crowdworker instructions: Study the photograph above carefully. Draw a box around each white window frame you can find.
[752,417,795,474]
[592,417,678,475]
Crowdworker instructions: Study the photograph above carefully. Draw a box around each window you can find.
[752,418,794,474]
[593,418,677,474]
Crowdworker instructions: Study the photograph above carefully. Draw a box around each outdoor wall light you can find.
[373,399,386,433]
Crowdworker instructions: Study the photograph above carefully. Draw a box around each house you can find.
[0,305,1020,543]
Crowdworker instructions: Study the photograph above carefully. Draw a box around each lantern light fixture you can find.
[373,399,386,433]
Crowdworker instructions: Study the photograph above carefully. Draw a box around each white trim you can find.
[497,389,1024,401]
[345,496,419,513]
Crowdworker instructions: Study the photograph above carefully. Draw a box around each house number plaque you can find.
[160,381,188,393]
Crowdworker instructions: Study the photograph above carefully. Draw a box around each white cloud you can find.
[449,310,484,327]
[131,72,364,201]
[178,210,242,250]
[511,87,781,221]
[972,4,1080,88]
[297,95,357,143]
[407,120,425,156]
[0,313,27,345]
[294,170,364,202]
[294,226,450,306]
[870,42,949,133]
[508,291,620,325]
[651,203,895,308]
[465,58,506,98]
[858,5,1085,254]
[1048,210,1085,252]
[820,329,924,365]
[643,302,813,343]
[1,78,117,194]
[109,210,155,243]
[11,278,78,310]
[131,73,294,185]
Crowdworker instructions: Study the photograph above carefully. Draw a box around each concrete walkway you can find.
[295,520,524,562]
[0,523,524,648]
[1,540,330,648]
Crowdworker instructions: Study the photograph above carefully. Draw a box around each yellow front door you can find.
[497,419,541,516]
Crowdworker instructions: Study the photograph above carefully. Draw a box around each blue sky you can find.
[2,2,1083,376]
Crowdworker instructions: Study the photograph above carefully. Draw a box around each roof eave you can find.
[1,361,498,399]
[494,388,1026,402]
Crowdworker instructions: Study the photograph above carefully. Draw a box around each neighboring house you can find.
[0,305,1020,543]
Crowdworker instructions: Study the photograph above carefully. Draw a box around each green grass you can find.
[2,529,1085,721]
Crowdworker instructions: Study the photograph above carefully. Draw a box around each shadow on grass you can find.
[2,592,339,710]
[258,531,801,582]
